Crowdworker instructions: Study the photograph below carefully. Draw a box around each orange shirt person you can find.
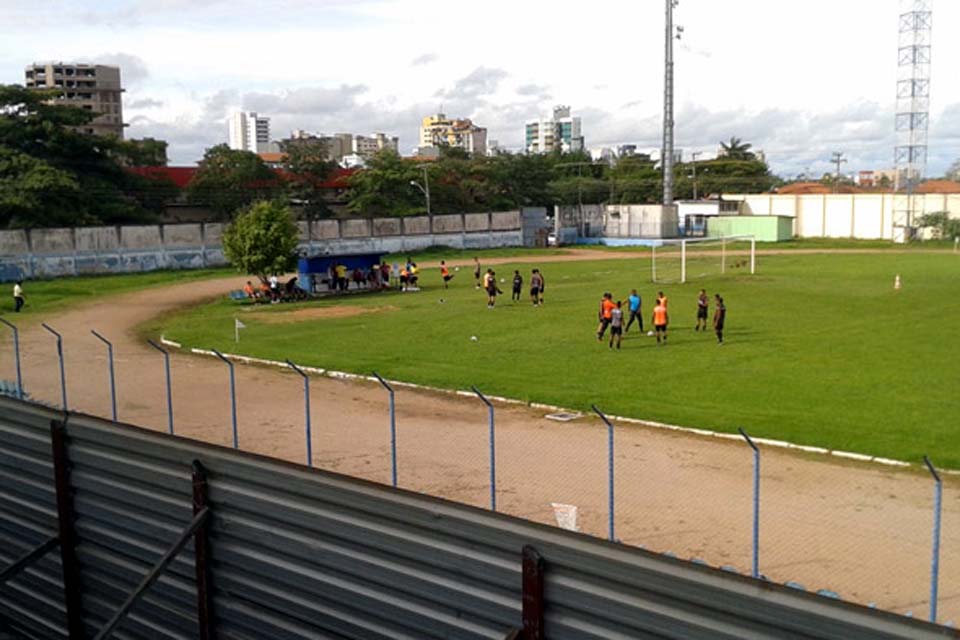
[243,281,256,299]
[596,293,616,340]
[652,300,670,345]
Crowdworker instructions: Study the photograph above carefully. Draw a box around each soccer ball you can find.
[470,335,479,341]
[647,330,654,337]
[454,266,460,271]
[500,278,505,283]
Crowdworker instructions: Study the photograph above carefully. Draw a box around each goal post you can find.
[651,235,756,284]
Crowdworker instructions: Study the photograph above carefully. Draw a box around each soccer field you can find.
[153,250,960,467]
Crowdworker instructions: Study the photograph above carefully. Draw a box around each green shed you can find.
[707,215,794,242]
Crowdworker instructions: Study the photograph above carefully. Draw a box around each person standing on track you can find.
[625,289,643,333]
[511,270,523,301]
[652,297,669,345]
[12,280,24,312]
[713,294,726,345]
[530,269,543,306]
[695,288,709,332]
[609,301,624,350]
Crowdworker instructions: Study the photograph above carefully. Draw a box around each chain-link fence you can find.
[1,320,956,626]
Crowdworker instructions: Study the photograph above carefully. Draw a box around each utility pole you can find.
[662,0,678,206]
[691,151,702,200]
[410,164,432,215]
[831,152,847,193]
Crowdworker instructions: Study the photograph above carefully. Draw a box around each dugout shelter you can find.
[297,252,386,293]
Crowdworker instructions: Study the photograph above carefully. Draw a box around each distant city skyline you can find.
[2,0,958,177]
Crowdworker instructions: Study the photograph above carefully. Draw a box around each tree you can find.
[916,211,960,240]
[346,150,423,216]
[0,84,156,228]
[116,138,168,167]
[945,159,960,182]
[278,137,337,218]
[186,144,279,218]
[222,201,300,283]
[719,137,756,161]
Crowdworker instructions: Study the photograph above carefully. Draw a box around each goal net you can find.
[651,236,756,284]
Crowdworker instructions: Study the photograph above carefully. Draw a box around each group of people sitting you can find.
[242,275,308,304]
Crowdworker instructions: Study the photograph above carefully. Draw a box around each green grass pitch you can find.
[153,249,960,467]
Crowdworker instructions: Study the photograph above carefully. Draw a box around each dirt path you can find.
[3,248,958,622]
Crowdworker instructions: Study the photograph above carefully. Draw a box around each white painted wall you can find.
[723,193,960,240]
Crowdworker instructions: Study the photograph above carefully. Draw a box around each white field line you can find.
[181,341,917,471]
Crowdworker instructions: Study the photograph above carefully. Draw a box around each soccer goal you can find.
[651,235,756,284]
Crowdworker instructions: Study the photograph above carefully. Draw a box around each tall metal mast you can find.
[662,0,677,206]
[893,0,932,242]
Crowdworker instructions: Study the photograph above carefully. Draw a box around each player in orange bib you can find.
[440,260,453,288]
[651,299,669,345]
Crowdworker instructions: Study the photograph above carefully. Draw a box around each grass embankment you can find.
[154,251,960,467]
[0,268,232,320]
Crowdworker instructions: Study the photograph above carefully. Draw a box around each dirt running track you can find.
[3,248,959,623]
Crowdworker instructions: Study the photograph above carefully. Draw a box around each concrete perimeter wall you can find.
[0,211,539,282]
[723,193,960,240]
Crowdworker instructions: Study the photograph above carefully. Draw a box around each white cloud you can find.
[1,0,957,175]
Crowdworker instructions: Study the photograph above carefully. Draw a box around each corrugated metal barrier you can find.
[0,396,955,640]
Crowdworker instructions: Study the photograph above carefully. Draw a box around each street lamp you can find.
[409,165,431,216]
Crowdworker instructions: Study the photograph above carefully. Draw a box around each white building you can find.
[525,105,584,153]
[228,111,271,154]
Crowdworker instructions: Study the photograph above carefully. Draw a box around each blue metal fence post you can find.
[739,427,761,579]
[591,405,615,542]
[211,349,238,449]
[924,455,942,623]
[147,340,174,435]
[41,323,67,411]
[286,360,313,468]
[471,386,497,512]
[372,372,397,488]
[0,318,23,399]
[90,330,117,422]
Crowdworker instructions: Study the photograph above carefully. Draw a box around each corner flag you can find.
[234,317,246,343]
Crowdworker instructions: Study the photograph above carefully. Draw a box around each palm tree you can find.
[719,137,755,161]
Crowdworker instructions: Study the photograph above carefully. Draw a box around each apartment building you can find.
[24,62,125,138]
[419,113,487,154]
[229,111,271,154]
[525,105,583,154]
[353,132,399,157]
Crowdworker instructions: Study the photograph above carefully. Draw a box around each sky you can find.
[1,0,958,178]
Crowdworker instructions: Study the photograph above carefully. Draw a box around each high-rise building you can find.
[228,111,271,154]
[525,105,584,154]
[24,62,125,138]
[286,131,398,162]
[353,132,399,157]
[419,114,487,154]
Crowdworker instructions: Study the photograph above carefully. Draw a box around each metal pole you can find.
[91,330,117,422]
[147,340,174,435]
[0,318,23,399]
[750,238,756,274]
[592,405,616,542]
[51,419,85,639]
[211,349,238,449]
[423,166,431,217]
[41,323,67,411]
[472,386,497,512]
[691,151,701,200]
[739,427,760,579]
[373,372,397,488]
[680,239,687,284]
[287,360,313,468]
[662,0,676,206]
[924,455,942,623]
[192,461,214,640]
